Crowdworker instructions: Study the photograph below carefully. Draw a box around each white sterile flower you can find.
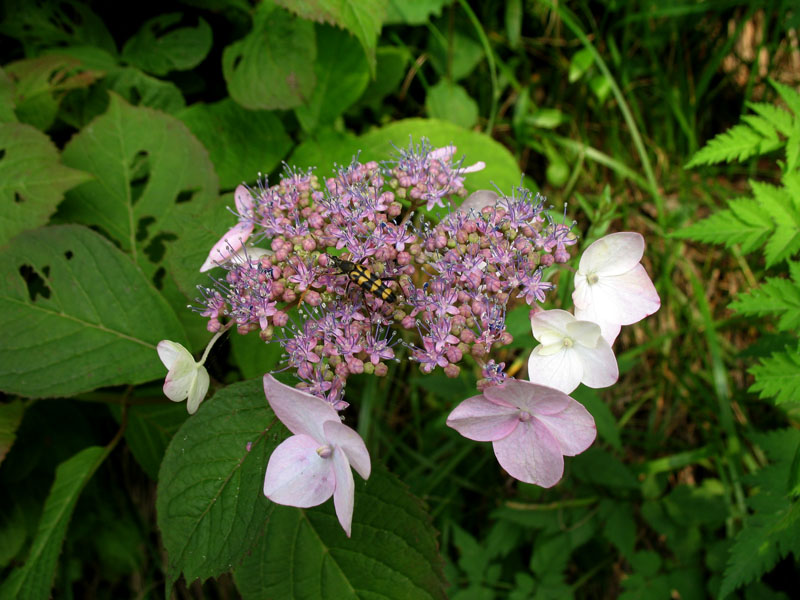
[157,340,210,414]
[572,232,660,344]
[527,309,618,394]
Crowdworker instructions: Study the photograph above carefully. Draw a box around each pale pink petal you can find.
[186,367,209,414]
[263,375,339,442]
[527,346,583,394]
[485,380,571,416]
[429,145,456,161]
[332,446,355,537]
[157,340,191,370]
[572,338,618,389]
[446,395,520,442]
[534,401,596,456]
[493,419,565,487]
[264,434,335,507]
[200,220,255,272]
[458,161,485,174]
[324,420,371,480]
[578,232,644,277]
[234,184,254,215]
[457,190,499,213]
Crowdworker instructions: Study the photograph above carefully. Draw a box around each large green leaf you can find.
[158,378,447,598]
[0,445,108,600]
[179,99,293,189]
[234,467,448,600]
[275,0,388,74]
[0,399,24,467]
[425,81,479,129]
[223,3,316,110]
[294,25,370,133]
[290,118,522,193]
[0,67,16,123]
[0,225,187,398]
[58,93,218,280]
[156,379,281,588]
[0,122,91,248]
[122,13,213,76]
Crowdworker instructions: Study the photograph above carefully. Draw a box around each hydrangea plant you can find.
[159,140,659,535]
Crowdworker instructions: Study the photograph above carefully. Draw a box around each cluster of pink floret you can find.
[197,141,576,408]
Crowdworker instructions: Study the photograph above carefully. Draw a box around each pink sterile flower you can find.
[263,374,371,537]
[200,185,255,272]
[527,309,618,394]
[429,145,486,174]
[572,232,660,344]
[157,340,210,414]
[446,379,596,487]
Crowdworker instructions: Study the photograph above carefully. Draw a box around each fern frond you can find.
[729,274,800,331]
[747,101,794,137]
[675,198,771,253]
[750,180,800,266]
[685,123,782,167]
[770,79,800,118]
[749,346,800,404]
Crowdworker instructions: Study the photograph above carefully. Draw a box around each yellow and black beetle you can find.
[327,255,397,304]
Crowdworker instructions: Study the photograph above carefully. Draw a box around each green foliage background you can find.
[0,0,798,598]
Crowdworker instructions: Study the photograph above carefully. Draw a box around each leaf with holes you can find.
[58,92,218,281]
[122,13,213,76]
[0,122,91,248]
[0,225,187,398]
[222,3,316,110]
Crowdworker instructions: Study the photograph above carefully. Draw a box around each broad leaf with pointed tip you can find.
[0,225,187,398]
[0,122,91,247]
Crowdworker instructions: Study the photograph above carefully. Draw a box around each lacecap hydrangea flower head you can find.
[157,139,659,535]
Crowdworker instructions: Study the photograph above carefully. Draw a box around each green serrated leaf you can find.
[686,123,782,168]
[274,0,388,75]
[0,445,108,600]
[770,79,800,118]
[5,55,105,131]
[234,467,447,600]
[0,400,24,467]
[122,13,213,76]
[0,122,92,247]
[179,99,292,189]
[223,3,316,110]
[675,198,772,254]
[601,500,636,557]
[0,225,187,398]
[742,115,779,142]
[425,81,479,129]
[105,67,187,114]
[729,276,800,331]
[747,101,793,137]
[749,347,800,405]
[59,93,218,281]
[0,0,116,56]
[156,379,280,587]
[295,25,370,133]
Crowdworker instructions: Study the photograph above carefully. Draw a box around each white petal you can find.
[573,264,659,326]
[264,434,335,507]
[534,400,596,456]
[574,306,622,345]
[324,420,371,480]
[531,309,573,344]
[157,340,192,370]
[566,320,602,347]
[493,419,565,487]
[446,395,520,442]
[163,359,197,402]
[572,337,618,389]
[332,446,356,537]
[200,221,255,272]
[186,366,210,414]
[527,346,583,394]
[578,232,644,277]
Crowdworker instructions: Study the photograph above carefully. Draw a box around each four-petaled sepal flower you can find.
[572,232,660,344]
[200,185,256,272]
[446,379,596,487]
[157,340,210,414]
[527,309,618,394]
[263,374,371,537]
